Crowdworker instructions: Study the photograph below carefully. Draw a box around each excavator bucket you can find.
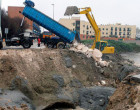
[64,6,79,16]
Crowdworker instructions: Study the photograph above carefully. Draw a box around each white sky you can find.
[2,0,140,28]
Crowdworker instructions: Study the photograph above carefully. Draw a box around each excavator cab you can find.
[94,41,114,54]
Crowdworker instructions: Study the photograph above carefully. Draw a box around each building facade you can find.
[59,17,136,40]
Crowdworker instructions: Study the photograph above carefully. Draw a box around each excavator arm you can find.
[78,7,101,49]
[65,6,115,54]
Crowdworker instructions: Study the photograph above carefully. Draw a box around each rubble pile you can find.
[70,43,109,67]
[107,74,140,110]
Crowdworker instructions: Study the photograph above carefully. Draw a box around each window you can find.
[72,23,75,26]
[90,26,92,28]
[83,30,85,33]
[90,31,91,33]
[87,26,89,30]
[106,28,108,31]
[127,28,131,31]
[119,32,121,35]
[106,33,108,35]
[119,28,121,31]
[123,28,126,31]
[115,32,117,35]
[77,24,80,27]
[111,32,113,35]
[83,25,85,27]
[102,32,104,35]
[115,27,117,31]
[103,28,104,30]
[111,27,113,30]
[86,31,89,35]
[127,32,130,35]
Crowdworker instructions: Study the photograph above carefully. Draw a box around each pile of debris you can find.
[70,43,109,67]
[107,74,140,110]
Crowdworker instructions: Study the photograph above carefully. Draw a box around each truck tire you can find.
[57,42,65,49]
[22,40,31,49]
[0,42,3,49]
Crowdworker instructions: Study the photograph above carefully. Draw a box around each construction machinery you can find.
[65,6,115,54]
[22,0,80,49]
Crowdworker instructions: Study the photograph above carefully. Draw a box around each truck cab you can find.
[5,33,33,49]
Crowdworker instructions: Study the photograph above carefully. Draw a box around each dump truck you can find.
[22,0,80,49]
[65,6,115,54]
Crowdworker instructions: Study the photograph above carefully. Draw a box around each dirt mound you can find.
[0,48,139,109]
[107,77,140,110]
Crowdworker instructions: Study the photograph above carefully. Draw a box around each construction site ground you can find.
[0,45,140,110]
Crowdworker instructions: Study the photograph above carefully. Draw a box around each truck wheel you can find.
[57,42,65,49]
[0,42,3,49]
[22,40,31,49]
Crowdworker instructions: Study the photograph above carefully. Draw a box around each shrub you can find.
[81,39,140,53]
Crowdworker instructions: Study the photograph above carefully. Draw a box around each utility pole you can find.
[51,4,54,19]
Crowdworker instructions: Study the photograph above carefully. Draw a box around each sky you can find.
[2,0,140,28]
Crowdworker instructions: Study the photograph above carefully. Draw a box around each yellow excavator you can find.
[65,6,115,54]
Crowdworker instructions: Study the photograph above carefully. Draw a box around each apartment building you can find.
[59,17,136,40]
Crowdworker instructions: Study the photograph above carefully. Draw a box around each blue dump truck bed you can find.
[22,6,77,43]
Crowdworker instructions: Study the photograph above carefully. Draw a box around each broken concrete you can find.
[70,43,110,67]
